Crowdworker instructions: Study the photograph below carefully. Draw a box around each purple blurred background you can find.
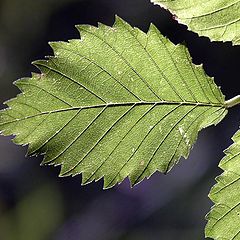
[0,0,239,239]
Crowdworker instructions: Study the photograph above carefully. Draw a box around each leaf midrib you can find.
[1,100,225,126]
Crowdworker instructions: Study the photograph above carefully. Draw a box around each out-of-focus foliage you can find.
[0,183,63,240]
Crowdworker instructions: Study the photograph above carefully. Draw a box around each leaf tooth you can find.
[32,59,50,73]
[113,15,132,31]
[148,23,162,37]
[1,78,31,108]
[97,22,109,30]
[130,168,155,188]
[48,41,69,57]
[82,170,106,187]
[81,173,95,186]
[103,175,119,189]
[81,166,106,186]
[76,24,98,40]
[13,77,33,91]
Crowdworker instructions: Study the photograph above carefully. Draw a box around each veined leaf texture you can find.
[206,130,240,240]
[0,17,228,188]
[151,0,240,45]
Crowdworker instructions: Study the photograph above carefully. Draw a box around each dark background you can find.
[0,0,239,239]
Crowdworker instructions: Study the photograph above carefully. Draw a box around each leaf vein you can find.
[62,105,136,176]
[80,26,162,101]
[48,107,107,164]
[132,105,198,185]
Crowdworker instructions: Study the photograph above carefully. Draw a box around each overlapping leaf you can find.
[151,0,240,45]
[206,130,240,239]
[0,17,227,188]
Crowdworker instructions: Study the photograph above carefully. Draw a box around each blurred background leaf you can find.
[0,183,63,240]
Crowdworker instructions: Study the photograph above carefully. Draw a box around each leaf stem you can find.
[225,95,240,108]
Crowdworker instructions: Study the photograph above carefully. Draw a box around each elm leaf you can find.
[151,0,240,45]
[206,130,240,239]
[0,17,227,188]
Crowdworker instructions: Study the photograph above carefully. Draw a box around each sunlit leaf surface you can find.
[0,17,227,188]
[206,130,240,240]
[151,0,240,45]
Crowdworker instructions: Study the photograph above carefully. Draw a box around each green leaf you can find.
[0,17,227,188]
[206,130,240,239]
[151,0,240,45]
